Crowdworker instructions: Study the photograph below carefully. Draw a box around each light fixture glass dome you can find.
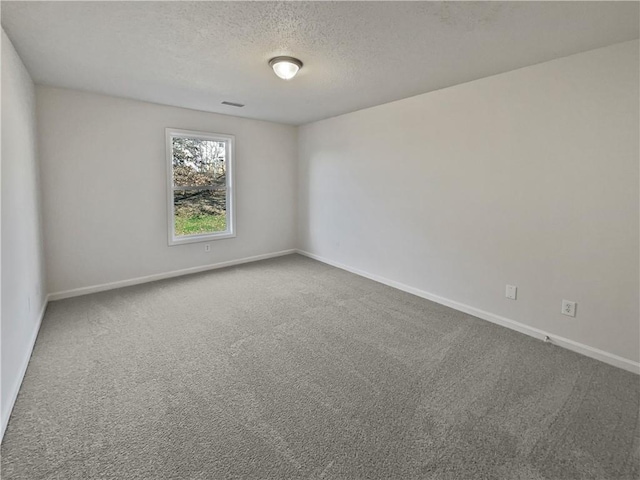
[269,56,303,80]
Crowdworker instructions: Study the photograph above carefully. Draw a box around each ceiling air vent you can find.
[221,101,245,107]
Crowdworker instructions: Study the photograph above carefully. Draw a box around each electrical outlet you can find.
[505,285,517,300]
[204,244,211,252]
[561,300,576,317]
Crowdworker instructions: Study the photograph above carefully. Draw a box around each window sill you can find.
[169,231,236,246]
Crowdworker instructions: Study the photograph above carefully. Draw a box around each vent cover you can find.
[221,101,245,107]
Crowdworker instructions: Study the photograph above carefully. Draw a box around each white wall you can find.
[298,40,639,364]
[37,87,297,295]
[1,30,46,437]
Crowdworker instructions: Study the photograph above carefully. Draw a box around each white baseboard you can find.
[49,249,297,301]
[1,296,50,442]
[296,250,640,375]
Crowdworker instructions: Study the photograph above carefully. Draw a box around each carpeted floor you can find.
[1,254,638,479]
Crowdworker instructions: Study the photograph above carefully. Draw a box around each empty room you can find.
[1,1,638,479]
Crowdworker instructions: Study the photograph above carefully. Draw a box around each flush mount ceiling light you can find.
[268,56,303,80]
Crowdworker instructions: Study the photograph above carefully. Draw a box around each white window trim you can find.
[166,128,236,246]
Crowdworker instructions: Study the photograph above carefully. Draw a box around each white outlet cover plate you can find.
[505,285,517,300]
[562,300,577,317]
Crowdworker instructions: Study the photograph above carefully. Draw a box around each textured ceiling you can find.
[2,1,638,125]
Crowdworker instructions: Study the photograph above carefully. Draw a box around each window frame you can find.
[166,128,236,246]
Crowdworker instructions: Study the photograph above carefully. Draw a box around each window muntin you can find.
[166,129,235,245]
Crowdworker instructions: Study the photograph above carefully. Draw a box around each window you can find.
[166,128,235,245]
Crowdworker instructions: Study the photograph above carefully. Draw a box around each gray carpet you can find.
[1,254,638,479]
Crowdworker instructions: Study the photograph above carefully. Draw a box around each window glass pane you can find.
[172,137,226,188]
[174,189,227,236]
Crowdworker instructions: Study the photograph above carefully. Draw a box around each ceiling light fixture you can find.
[269,56,303,80]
